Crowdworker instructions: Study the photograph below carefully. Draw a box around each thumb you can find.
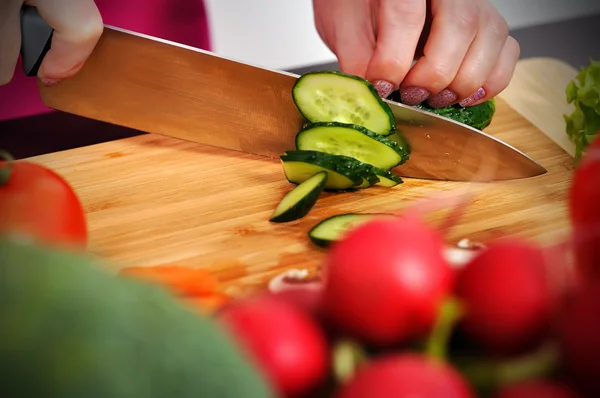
[26,0,103,85]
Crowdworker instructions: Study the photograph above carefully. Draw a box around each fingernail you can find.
[40,78,60,87]
[459,87,486,107]
[400,86,431,105]
[426,89,458,108]
[371,80,396,99]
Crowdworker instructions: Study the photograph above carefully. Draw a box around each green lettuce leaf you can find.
[564,57,600,163]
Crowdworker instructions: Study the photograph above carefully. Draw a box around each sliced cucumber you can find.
[295,122,409,170]
[371,167,403,187]
[292,71,396,136]
[355,171,380,189]
[281,150,367,190]
[386,131,411,165]
[270,171,327,223]
[308,213,398,247]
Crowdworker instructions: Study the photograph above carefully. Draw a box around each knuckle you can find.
[452,76,482,98]
[428,63,455,90]
[485,70,511,97]
[385,0,426,28]
[454,9,479,37]
[67,11,104,45]
[81,14,104,42]
[485,14,509,41]
[372,55,411,83]
[506,35,521,57]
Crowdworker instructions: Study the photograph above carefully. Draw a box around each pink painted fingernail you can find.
[426,89,459,108]
[400,86,431,105]
[371,80,396,99]
[459,87,486,107]
[40,78,60,87]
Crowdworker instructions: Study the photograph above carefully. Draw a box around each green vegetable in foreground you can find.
[564,57,600,163]
[0,237,275,398]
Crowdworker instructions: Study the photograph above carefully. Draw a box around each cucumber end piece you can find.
[269,171,327,223]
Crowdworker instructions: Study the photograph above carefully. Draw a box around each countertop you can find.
[1,13,599,160]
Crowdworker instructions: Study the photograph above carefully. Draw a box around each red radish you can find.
[559,278,600,397]
[492,380,583,398]
[454,238,557,355]
[270,288,324,320]
[334,354,474,398]
[569,134,600,280]
[321,216,454,346]
[217,295,329,397]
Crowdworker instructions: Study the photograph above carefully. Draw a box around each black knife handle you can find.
[20,6,54,77]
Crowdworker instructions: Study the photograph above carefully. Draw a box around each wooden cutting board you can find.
[26,57,579,296]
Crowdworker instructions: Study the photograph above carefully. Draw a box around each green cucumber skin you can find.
[292,71,397,136]
[281,150,368,190]
[387,132,411,165]
[371,166,403,187]
[308,213,397,247]
[355,172,380,189]
[295,121,410,170]
[412,98,496,130]
[308,213,366,248]
[270,171,327,223]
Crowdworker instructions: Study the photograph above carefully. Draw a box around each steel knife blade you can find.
[19,6,546,182]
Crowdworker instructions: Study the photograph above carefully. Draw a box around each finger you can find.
[326,0,377,78]
[26,0,103,85]
[399,0,479,106]
[365,0,427,98]
[0,1,22,85]
[470,36,520,105]
[448,9,509,105]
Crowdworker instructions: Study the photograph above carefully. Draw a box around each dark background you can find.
[1,13,599,159]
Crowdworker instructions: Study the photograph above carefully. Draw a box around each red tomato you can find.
[0,156,87,249]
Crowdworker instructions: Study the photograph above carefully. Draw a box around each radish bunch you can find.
[214,136,600,397]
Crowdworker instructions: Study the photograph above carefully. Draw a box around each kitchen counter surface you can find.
[1,13,598,159]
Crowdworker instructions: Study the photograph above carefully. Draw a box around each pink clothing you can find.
[0,0,211,121]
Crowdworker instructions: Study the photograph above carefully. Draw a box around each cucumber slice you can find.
[292,71,396,136]
[355,171,380,189]
[295,122,409,170]
[308,213,398,247]
[281,150,365,190]
[270,171,327,223]
[371,167,403,187]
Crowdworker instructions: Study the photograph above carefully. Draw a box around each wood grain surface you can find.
[27,58,578,297]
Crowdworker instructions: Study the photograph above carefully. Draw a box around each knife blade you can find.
[19,5,546,182]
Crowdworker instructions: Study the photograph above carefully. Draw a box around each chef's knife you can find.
[19,5,546,182]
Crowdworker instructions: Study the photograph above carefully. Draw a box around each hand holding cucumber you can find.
[312,0,519,108]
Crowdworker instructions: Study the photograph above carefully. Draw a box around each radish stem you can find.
[425,298,464,361]
[332,339,369,384]
[458,342,560,395]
